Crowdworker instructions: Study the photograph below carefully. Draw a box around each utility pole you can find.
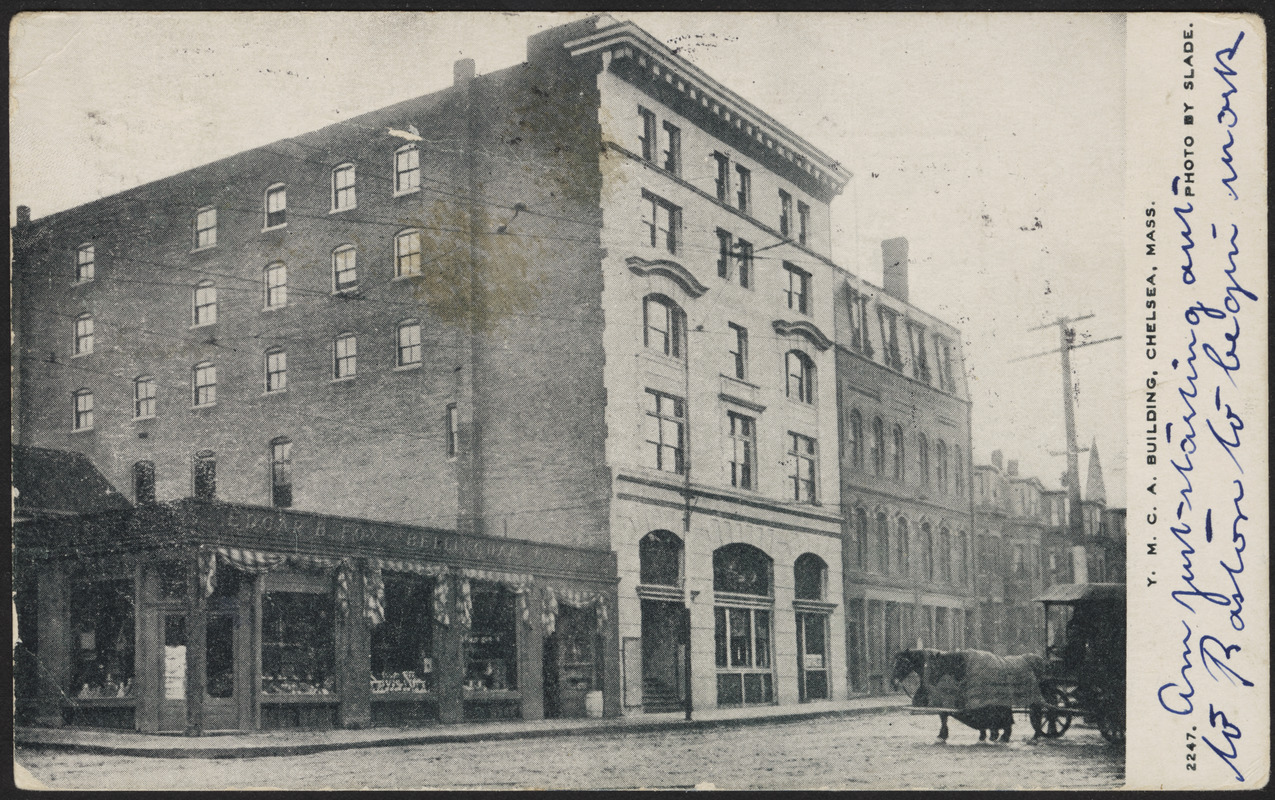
[1012,315,1120,578]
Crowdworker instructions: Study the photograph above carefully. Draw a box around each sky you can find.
[10,11,1128,505]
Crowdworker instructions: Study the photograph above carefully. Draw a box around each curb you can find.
[15,703,901,760]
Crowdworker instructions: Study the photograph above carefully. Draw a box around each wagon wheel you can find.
[1030,682,1076,738]
[1097,713,1125,745]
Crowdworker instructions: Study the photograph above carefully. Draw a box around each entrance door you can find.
[543,605,598,719]
[159,614,187,732]
[202,611,238,730]
[640,600,685,712]
[796,612,829,701]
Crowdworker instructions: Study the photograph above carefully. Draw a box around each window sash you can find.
[265,351,287,392]
[194,285,217,325]
[717,229,732,279]
[76,245,95,281]
[75,317,93,354]
[638,107,657,161]
[194,365,216,405]
[195,208,217,248]
[779,191,792,237]
[446,404,459,457]
[264,265,287,308]
[714,153,730,202]
[661,121,681,174]
[784,265,809,314]
[395,148,420,193]
[644,390,684,474]
[788,433,817,502]
[798,202,810,246]
[332,166,356,209]
[74,392,93,429]
[728,412,755,489]
[334,335,357,378]
[134,378,156,418]
[729,324,748,380]
[735,165,751,212]
[265,187,286,227]
[397,323,422,365]
[736,239,753,288]
[333,248,357,290]
[395,232,422,276]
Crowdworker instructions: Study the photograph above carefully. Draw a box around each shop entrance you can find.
[158,614,187,732]
[640,600,685,712]
[542,605,599,719]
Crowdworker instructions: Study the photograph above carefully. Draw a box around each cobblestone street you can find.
[17,712,1123,791]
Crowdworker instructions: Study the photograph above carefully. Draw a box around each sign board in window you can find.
[164,646,187,699]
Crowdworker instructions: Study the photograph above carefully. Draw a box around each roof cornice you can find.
[564,23,851,195]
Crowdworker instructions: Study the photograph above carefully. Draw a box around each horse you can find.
[891,648,1045,743]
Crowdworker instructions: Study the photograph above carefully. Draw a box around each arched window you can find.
[794,553,827,601]
[74,313,94,355]
[871,417,886,476]
[939,528,952,582]
[333,333,357,379]
[954,445,965,495]
[642,294,684,359]
[331,163,356,211]
[853,507,868,570]
[264,262,287,308]
[72,389,93,430]
[921,522,935,581]
[396,320,422,366]
[875,512,890,574]
[957,531,969,586]
[394,229,423,277]
[892,424,905,482]
[846,408,863,470]
[133,376,156,419]
[712,543,772,597]
[193,361,217,406]
[264,183,287,228]
[394,145,420,194]
[133,460,156,504]
[895,518,910,577]
[936,439,949,493]
[264,347,287,393]
[918,434,930,487]
[193,280,217,326]
[193,450,216,499]
[785,350,815,404]
[639,530,683,586]
[332,245,357,292]
[271,437,292,508]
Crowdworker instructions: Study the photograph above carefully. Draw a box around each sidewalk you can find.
[15,695,910,759]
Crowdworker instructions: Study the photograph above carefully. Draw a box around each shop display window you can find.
[261,590,335,695]
[71,578,135,699]
[464,584,517,692]
[370,574,435,694]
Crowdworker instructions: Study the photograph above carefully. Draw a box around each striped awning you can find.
[541,585,610,636]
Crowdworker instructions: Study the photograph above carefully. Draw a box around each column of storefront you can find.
[34,563,69,728]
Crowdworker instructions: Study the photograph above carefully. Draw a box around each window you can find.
[73,389,93,430]
[851,508,868,570]
[638,106,657,161]
[939,528,952,582]
[794,553,827,601]
[395,229,422,277]
[133,461,155,504]
[717,229,733,279]
[936,439,949,492]
[728,411,755,490]
[934,334,956,391]
[331,163,356,210]
[787,432,817,503]
[907,321,931,383]
[371,573,435,694]
[878,307,903,371]
[193,281,217,326]
[871,417,886,476]
[957,532,969,586]
[896,519,910,577]
[713,152,731,202]
[783,262,810,315]
[446,403,459,458]
[193,450,216,499]
[133,376,156,419]
[465,583,518,692]
[892,424,905,481]
[922,522,934,581]
[918,434,930,487]
[194,207,217,249]
[332,246,357,292]
[661,121,681,175]
[264,348,287,393]
[785,350,815,404]
[641,191,680,254]
[735,164,751,213]
[797,202,810,246]
[396,320,422,366]
[271,437,292,508]
[793,552,829,702]
[69,578,134,700]
[876,513,890,574]
[394,145,420,194]
[954,445,965,495]
[846,287,873,357]
[712,544,773,705]
[75,243,95,282]
[193,362,216,406]
[779,190,792,237]
[74,313,94,355]
[264,183,286,228]
[333,334,357,379]
[262,590,334,695]
[846,408,863,469]
[642,294,684,358]
[735,239,753,288]
[264,263,287,308]
[639,530,683,586]
[728,323,748,380]
[643,389,684,474]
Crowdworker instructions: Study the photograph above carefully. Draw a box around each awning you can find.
[1033,582,1124,603]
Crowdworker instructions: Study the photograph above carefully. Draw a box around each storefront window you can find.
[713,542,774,706]
[71,578,135,698]
[261,591,335,695]
[464,584,518,691]
[371,574,435,693]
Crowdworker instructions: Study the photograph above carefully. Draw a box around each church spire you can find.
[1084,437,1107,505]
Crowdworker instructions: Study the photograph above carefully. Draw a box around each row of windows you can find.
[643,387,820,504]
[846,286,959,392]
[850,508,972,586]
[637,106,812,247]
[844,409,966,496]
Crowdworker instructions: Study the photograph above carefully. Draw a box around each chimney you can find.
[881,237,909,303]
[16,205,31,226]
[454,58,476,86]
[1007,459,1019,477]
[990,450,1003,471]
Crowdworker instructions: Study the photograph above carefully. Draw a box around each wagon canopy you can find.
[915,650,1046,711]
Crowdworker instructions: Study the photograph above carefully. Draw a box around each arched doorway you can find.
[637,530,686,712]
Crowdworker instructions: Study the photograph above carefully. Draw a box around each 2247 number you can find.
[1186,730,1197,771]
